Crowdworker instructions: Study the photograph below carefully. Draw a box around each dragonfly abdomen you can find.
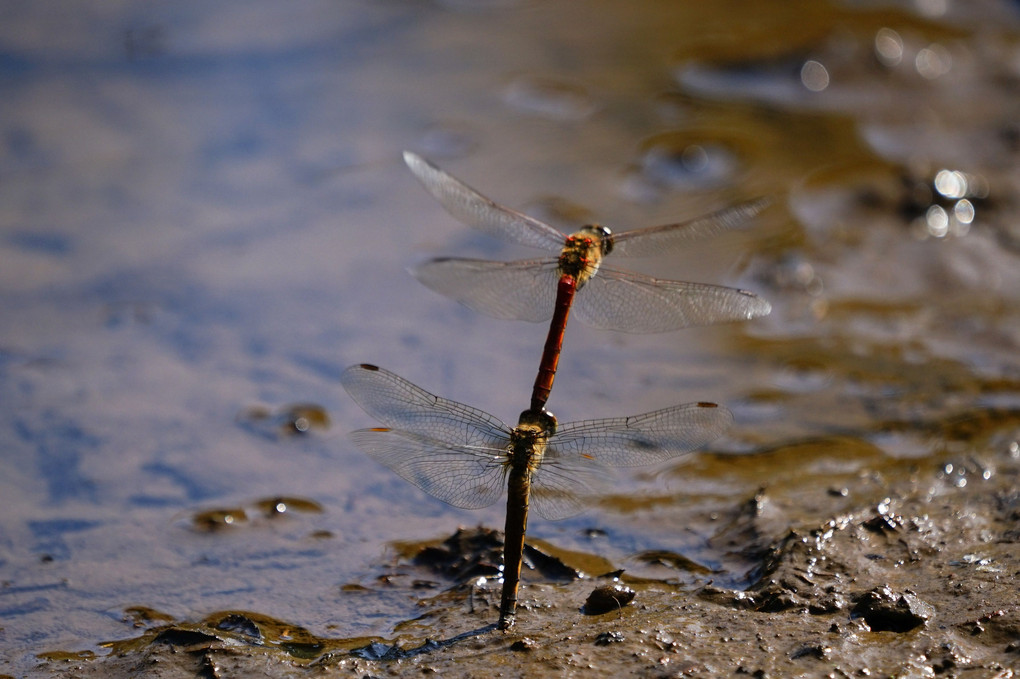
[499,450,534,630]
[530,277,577,412]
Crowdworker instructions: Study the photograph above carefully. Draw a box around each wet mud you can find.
[36,430,1020,677]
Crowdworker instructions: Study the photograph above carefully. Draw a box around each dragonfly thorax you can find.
[559,225,612,285]
[508,409,556,470]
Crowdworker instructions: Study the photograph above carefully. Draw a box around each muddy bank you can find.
[36,424,1020,677]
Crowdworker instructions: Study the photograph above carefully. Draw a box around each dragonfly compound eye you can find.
[585,224,613,255]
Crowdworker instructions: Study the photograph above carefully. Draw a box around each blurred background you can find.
[2,0,1018,673]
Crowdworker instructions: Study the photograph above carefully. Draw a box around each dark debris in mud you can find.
[411,526,504,581]
[850,586,933,633]
[409,526,583,588]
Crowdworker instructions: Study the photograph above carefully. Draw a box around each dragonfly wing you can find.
[572,267,771,333]
[552,403,734,467]
[412,258,561,323]
[529,453,609,520]
[609,197,772,257]
[349,428,506,510]
[403,152,566,251]
[341,364,510,448]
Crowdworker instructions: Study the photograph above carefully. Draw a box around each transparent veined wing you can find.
[550,402,734,468]
[609,197,772,258]
[412,257,563,323]
[349,428,508,510]
[340,364,510,449]
[572,266,771,333]
[528,452,608,520]
[404,151,566,252]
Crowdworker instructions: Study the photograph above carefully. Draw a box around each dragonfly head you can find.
[517,408,557,437]
[579,224,613,256]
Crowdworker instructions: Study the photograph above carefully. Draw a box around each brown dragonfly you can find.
[340,363,732,630]
[403,152,772,412]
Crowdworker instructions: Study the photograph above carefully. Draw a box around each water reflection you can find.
[501,74,597,121]
[914,42,953,79]
[800,60,829,92]
[640,138,741,190]
[874,27,904,67]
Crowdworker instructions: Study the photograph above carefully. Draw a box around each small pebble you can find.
[583,584,636,615]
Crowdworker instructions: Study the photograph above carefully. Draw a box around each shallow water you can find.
[2,1,1019,675]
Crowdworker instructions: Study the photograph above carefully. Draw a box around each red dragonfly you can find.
[403,152,772,412]
[341,363,732,630]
